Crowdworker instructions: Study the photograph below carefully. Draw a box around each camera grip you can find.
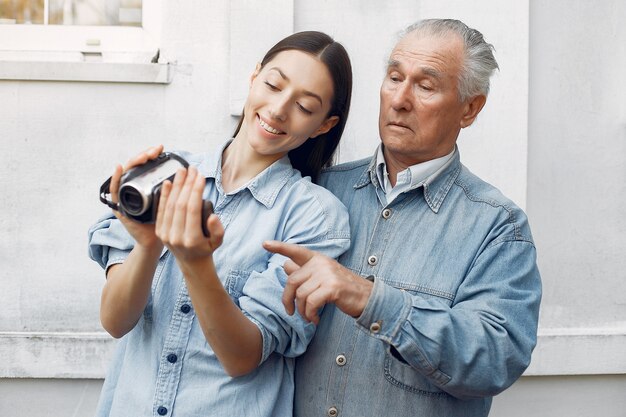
[201,200,214,238]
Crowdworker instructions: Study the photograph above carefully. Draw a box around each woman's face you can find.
[240,49,338,159]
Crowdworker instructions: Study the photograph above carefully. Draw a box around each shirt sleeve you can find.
[356,238,542,400]
[87,212,135,272]
[239,182,351,362]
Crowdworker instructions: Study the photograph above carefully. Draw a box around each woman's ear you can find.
[311,116,340,138]
[249,62,262,87]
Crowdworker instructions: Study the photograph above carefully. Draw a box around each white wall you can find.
[0,0,624,415]
[527,0,626,331]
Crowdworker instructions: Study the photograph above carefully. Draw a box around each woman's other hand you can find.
[155,167,224,263]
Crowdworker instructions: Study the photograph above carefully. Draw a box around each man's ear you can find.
[311,116,340,138]
[460,95,487,128]
[249,62,262,87]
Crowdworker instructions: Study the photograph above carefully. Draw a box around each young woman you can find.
[88,31,352,417]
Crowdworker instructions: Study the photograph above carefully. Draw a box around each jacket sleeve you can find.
[356,238,542,400]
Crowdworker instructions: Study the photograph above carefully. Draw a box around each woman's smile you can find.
[257,114,285,136]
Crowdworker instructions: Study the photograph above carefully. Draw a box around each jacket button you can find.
[167,353,178,364]
[180,304,191,314]
[370,322,381,333]
[382,208,392,219]
[335,354,347,366]
[367,255,378,266]
[328,406,339,417]
[157,406,168,415]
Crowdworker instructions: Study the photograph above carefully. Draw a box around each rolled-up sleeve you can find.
[87,213,135,272]
[239,182,351,362]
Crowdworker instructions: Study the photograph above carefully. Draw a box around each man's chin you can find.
[381,135,410,149]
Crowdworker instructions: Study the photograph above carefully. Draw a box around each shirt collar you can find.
[375,144,455,195]
[375,145,390,191]
[197,139,296,209]
[357,145,461,213]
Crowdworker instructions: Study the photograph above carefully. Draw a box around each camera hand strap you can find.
[99,177,120,211]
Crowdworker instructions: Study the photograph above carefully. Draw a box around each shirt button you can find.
[167,353,178,364]
[335,354,347,366]
[328,406,339,417]
[367,255,378,266]
[370,322,381,333]
[180,304,191,314]
[382,208,392,219]
[157,406,168,415]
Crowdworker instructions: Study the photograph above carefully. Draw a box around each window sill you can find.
[0,60,173,83]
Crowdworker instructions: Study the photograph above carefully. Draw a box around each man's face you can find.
[378,33,473,166]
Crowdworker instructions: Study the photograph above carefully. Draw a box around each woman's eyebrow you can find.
[269,67,289,80]
[268,67,323,106]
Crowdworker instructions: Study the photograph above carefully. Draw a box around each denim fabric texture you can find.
[294,148,541,417]
[88,140,350,417]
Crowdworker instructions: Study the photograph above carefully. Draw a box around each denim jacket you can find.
[88,141,350,417]
[294,148,541,417]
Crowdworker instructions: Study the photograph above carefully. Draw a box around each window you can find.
[0,0,169,83]
[0,0,142,26]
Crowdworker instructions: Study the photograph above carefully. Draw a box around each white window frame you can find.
[0,0,171,83]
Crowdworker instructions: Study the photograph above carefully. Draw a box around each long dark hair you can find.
[233,31,352,182]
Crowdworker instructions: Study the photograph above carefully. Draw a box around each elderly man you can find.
[265,19,541,417]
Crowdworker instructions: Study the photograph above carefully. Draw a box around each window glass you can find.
[0,0,142,26]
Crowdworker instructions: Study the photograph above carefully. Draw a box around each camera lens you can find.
[119,185,147,216]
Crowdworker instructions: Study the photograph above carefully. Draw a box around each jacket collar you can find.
[355,146,461,213]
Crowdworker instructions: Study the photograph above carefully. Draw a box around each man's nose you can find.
[390,81,413,112]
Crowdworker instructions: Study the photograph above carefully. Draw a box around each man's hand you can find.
[263,240,374,324]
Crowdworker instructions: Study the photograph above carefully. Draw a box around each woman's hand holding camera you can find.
[109,145,165,250]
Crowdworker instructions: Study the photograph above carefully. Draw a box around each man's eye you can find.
[297,103,313,115]
[420,84,433,91]
[264,81,279,91]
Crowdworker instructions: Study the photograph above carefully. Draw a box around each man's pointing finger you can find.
[263,240,315,266]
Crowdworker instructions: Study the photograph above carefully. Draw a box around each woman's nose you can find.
[269,95,289,121]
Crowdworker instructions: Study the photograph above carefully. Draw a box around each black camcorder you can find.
[99,152,213,237]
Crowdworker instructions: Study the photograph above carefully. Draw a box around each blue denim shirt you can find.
[294,148,541,417]
[88,141,350,417]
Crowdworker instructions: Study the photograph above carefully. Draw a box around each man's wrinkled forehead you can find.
[388,31,464,71]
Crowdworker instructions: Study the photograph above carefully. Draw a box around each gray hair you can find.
[399,19,499,101]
